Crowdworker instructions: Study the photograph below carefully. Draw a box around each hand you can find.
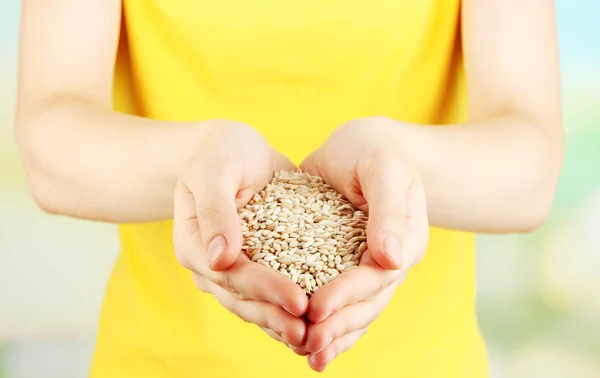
[299,117,430,371]
[173,121,309,348]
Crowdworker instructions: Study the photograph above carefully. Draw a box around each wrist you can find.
[142,120,217,200]
[389,119,442,191]
[165,119,264,184]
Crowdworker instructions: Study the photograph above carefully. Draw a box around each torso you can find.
[91,1,488,377]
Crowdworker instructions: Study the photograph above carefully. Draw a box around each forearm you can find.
[16,96,212,223]
[396,112,562,233]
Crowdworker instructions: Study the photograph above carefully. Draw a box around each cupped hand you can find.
[173,121,309,348]
[299,117,430,371]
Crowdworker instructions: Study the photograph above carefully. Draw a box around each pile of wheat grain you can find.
[239,170,367,296]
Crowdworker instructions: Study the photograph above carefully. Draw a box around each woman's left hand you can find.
[298,116,430,372]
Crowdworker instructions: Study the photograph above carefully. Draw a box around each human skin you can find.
[15,0,562,373]
[296,0,562,370]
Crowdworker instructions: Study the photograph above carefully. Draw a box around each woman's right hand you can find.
[173,121,309,348]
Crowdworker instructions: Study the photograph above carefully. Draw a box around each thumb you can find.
[194,173,243,272]
[299,150,325,180]
[360,157,411,270]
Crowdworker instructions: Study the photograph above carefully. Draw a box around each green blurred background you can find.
[1,1,599,377]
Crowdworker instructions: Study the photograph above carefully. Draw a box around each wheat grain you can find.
[239,170,367,296]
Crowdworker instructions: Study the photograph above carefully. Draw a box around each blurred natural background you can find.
[1,1,599,377]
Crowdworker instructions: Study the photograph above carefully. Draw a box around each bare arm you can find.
[396,0,563,233]
[288,2,563,365]
[16,0,213,222]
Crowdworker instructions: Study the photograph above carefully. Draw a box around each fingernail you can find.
[282,304,302,317]
[309,351,332,370]
[316,310,332,324]
[316,336,333,354]
[308,353,323,367]
[208,235,227,264]
[383,236,403,268]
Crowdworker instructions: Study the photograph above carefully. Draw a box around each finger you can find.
[357,153,413,270]
[173,180,204,272]
[174,174,242,273]
[207,256,309,316]
[191,272,212,293]
[403,177,430,267]
[271,151,298,174]
[307,328,369,373]
[306,177,428,323]
[299,151,325,180]
[193,152,297,272]
[262,328,310,356]
[205,277,307,346]
[305,282,396,354]
[307,262,405,323]
[262,327,284,343]
[191,163,244,271]
[179,178,308,315]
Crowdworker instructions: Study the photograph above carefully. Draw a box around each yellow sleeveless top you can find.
[91,1,489,377]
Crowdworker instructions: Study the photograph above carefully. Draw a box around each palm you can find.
[298,117,430,372]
